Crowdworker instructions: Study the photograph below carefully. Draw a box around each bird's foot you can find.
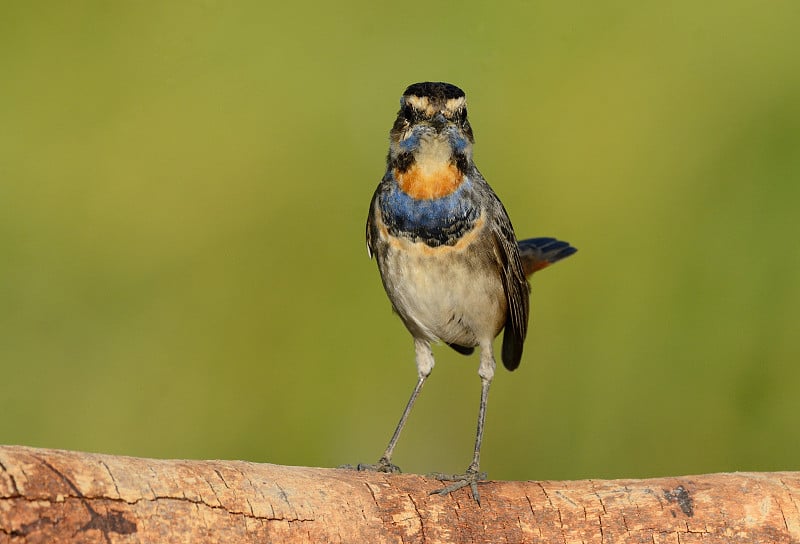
[340,457,401,474]
[427,467,487,504]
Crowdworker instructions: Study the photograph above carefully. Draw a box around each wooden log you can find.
[1,445,799,543]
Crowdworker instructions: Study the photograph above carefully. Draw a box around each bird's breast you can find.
[372,211,507,345]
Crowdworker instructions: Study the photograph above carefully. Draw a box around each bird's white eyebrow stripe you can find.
[444,97,466,111]
[406,95,431,112]
[405,95,466,117]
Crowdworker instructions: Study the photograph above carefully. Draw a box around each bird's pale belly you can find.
[378,237,506,347]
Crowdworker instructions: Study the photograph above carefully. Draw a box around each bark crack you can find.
[776,497,790,533]
[201,473,223,508]
[0,462,22,497]
[408,493,426,542]
[779,478,800,516]
[99,460,121,500]
[8,458,315,525]
[365,482,380,511]
[0,459,21,497]
[589,480,608,515]
[214,468,231,489]
[555,490,577,507]
[6,493,315,524]
[537,482,566,544]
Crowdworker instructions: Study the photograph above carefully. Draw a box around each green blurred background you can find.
[1,1,799,482]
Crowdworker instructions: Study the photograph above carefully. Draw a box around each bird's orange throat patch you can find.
[395,163,463,200]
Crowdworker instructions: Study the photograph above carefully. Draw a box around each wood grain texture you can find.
[1,446,799,543]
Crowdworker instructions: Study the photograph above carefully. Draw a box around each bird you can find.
[362,82,576,503]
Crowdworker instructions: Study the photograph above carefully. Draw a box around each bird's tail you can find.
[518,237,577,277]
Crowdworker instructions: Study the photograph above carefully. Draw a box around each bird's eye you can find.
[392,116,408,133]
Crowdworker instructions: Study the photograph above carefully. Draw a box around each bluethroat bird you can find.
[362,82,576,503]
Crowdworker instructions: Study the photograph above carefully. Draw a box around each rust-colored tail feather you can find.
[518,237,577,277]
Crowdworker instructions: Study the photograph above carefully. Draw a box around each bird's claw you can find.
[428,469,487,504]
[343,457,402,474]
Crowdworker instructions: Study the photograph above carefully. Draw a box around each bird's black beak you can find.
[430,112,448,131]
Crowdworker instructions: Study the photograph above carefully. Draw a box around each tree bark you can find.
[1,446,798,543]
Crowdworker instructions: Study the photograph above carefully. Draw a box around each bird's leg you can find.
[356,375,426,473]
[430,345,494,504]
[356,339,434,474]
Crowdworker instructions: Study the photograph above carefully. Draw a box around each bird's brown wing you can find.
[491,209,530,371]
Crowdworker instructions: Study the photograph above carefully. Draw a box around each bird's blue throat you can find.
[379,176,480,247]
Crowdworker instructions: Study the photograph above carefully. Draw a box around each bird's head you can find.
[388,82,474,175]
